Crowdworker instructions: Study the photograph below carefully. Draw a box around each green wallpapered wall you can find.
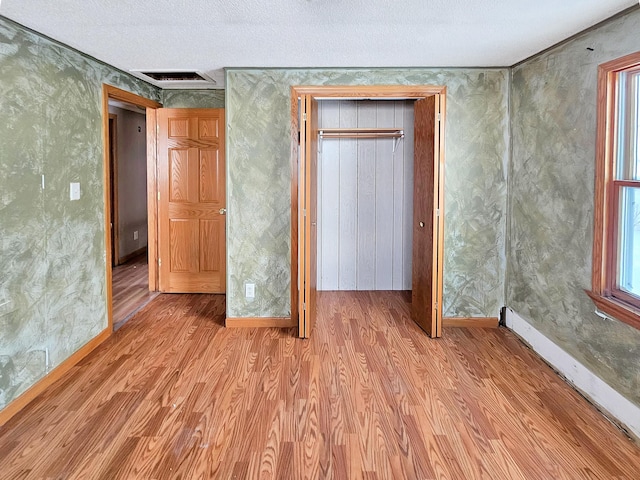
[225,68,509,319]
[0,17,160,410]
[508,8,640,406]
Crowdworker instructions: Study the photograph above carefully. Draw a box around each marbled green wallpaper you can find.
[509,9,640,406]
[226,68,509,318]
[162,89,225,109]
[0,16,160,410]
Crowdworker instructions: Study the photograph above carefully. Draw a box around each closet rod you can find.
[318,128,405,153]
[319,128,404,139]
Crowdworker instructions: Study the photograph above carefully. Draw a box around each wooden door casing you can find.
[298,96,320,338]
[291,85,445,340]
[157,108,226,293]
[305,96,319,338]
[108,114,119,267]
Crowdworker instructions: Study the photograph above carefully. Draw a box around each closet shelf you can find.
[318,128,404,139]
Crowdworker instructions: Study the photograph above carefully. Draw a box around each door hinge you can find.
[158,258,162,267]
[157,191,160,201]
[157,124,160,134]
[437,113,441,121]
[303,302,306,311]
[303,113,307,122]
[303,208,307,218]
[436,208,440,217]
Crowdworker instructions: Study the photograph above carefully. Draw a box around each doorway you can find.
[291,85,446,339]
[102,85,162,330]
[108,98,158,328]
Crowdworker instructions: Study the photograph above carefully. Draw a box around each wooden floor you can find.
[112,252,158,329]
[1,291,639,479]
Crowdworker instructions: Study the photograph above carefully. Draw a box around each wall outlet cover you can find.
[245,283,255,299]
[70,182,81,201]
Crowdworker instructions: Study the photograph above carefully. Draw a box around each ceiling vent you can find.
[131,70,218,89]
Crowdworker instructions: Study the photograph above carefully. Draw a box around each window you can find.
[589,51,640,330]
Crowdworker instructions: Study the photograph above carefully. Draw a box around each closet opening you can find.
[291,86,446,340]
[315,99,413,293]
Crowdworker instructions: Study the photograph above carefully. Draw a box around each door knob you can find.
[419,221,424,228]
[219,208,226,215]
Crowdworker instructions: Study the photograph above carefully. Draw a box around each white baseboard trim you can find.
[505,308,640,440]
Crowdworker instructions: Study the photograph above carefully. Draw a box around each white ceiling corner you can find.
[0,0,636,89]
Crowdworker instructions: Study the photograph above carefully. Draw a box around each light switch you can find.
[70,182,81,201]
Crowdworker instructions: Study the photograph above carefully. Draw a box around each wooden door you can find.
[412,95,442,337]
[157,108,226,293]
[299,96,319,338]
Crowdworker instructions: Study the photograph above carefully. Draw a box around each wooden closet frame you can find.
[290,85,447,336]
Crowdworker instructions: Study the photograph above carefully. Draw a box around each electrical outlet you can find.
[245,283,255,299]
[133,230,138,240]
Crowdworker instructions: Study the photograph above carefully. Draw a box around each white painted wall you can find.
[108,105,148,260]
[317,100,414,290]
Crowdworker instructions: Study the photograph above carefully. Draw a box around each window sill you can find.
[586,290,640,331]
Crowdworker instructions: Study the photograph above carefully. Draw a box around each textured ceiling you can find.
[0,0,636,88]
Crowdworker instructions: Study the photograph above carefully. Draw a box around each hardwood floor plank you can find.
[112,252,158,328]
[94,435,140,480]
[1,291,639,479]
[126,435,166,479]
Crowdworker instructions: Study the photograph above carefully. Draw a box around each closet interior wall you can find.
[317,100,415,291]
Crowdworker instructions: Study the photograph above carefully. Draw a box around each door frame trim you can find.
[108,113,120,266]
[102,84,162,331]
[290,85,446,337]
